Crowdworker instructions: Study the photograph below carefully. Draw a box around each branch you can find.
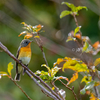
[58,79,78,100]
[9,77,32,100]
[0,42,62,100]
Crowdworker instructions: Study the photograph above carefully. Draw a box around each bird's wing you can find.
[16,46,21,74]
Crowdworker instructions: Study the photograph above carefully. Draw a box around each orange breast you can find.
[18,43,31,58]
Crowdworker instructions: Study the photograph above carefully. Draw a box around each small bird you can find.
[15,39,32,81]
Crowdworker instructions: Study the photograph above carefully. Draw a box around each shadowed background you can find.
[0,0,100,100]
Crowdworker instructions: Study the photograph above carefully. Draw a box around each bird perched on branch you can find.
[15,39,32,81]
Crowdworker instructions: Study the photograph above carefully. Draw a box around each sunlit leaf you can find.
[81,76,92,84]
[7,62,13,76]
[80,87,86,95]
[74,26,81,36]
[21,22,27,26]
[61,2,76,12]
[24,33,33,39]
[41,64,51,74]
[90,93,99,100]
[66,37,76,42]
[18,31,28,37]
[35,24,43,32]
[0,71,8,79]
[82,41,92,53]
[94,81,100,86]
[51,66,61,77]
[94,58,100,66]
[76,6,88,12]
[92,41,100,49]
[34,36,40,39]
[63,61,89,72]
[55,76,69,81]
[60,10,72,18]
[52,87,55,90]
[67,72,78,85]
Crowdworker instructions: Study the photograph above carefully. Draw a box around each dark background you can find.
[0,0,100,100]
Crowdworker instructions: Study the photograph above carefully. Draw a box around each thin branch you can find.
[72,14,82,36]
[9,77,32,100]
[58,79,78,100]
[0,42,62,100]
[32,33,49,66]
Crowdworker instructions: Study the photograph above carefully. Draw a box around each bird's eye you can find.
[26,41,28,44]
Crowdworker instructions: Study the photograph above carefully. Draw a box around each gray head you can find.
[20,39,32,47]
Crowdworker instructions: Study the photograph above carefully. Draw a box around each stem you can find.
[32,33,49,66]
[9,77,32,100]
[58,79,78,100]
[73,14,82,36]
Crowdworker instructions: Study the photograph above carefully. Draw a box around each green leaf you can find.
[7,62,13,76]
[80,88,86,95]
[0,71,8,79]
[41,64,51,74]
[51,66,61,77]
[76,6,88,12]
[60,10,72,18]
[74,26,81,36]
[94,58,100,66]
[80,81,95,94]
[62,2,76,12]
[82,41,92,53]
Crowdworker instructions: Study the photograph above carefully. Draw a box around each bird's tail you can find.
[14,73,21,81]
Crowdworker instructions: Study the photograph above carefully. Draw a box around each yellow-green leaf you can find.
[60,10,72,18]
[74,26,81,36]
[76,6,88,12]
[81,76,92,83]
[94,58,100,66]
[62,2,76,12]
[63,63,89,72]
[7,62,13,76]
[67,72,78,85]
[34,36,40,39]
[90,93,99,100]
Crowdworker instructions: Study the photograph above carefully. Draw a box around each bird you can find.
[15,39,32,81]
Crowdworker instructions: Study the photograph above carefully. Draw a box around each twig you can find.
[0,42,62,100]
[9,77,32,100]
[58,79,78,100]
[72,14,82,36]
[32,33,49,66]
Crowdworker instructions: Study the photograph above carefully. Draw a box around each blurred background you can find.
[0,0,100,100]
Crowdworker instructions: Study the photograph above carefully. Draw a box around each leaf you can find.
[18,31,28,37]
[92,41,100,49]
[63,62,89,72]
[81,76,92,84]
[52,87,55,90]
[7,62,13,76]
[61,2,76,12]
[74,26,81,36]
[51,66,61,77]
[67,72,78,85]
[0,71,8,79]
[41,64,51,74]
[76,6,88,12]
[90,93,99,100]
[82,41,92,53]
[55,76,69,81]
[94,81,100,86]
[80,81,95,95]
[94,58,100,66]
[24,33,33,39]
[60,10,72,18]
[34,36,40,39]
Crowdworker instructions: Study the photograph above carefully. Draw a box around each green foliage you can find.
[74,26,81,36]
[35,64,61,82]
[7,62,13,76]
[60,2,88,18]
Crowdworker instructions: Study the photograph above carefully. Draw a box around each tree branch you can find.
[0,42,62,100]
